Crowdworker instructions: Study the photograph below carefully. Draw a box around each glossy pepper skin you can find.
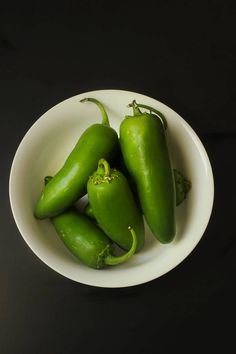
[45,177,137,269]
[83,203,94,219]
[114,149,191,208]
[119,101,176,244]
[83,169,191,219]
[87,159,145,252]
[34,98,119,219]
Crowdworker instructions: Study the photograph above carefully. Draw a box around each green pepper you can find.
[44,176,137,269]
[119,100,176,244]
[87,159,145,252]
[83,202,94,219]
[35,98,119,219]
[83,169,191,219]
[174,169,191,206]
[114,148,191,208]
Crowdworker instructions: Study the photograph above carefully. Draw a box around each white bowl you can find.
[9,89,214,287]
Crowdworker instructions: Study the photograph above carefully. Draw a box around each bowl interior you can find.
[9,90,214,287]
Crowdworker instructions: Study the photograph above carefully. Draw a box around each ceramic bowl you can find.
[9,90,214,287]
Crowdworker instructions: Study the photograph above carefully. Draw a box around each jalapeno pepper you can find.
[44,176,137,269]
[83,169,191,219]
[35,98,119,219]
[174,169,191,206]
[87,159,145,252]
[83,202,94,219]
[119,100,176,244]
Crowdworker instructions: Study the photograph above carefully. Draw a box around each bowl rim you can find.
[9,89,214,288]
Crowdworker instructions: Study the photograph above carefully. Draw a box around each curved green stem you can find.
[104,227,137,265]
[135,102,168,129]
[98,158,111,177]
[80,97,110,126]
[127,100,142,115]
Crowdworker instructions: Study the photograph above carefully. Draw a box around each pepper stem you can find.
[127,100,142,115]
[104,227,137,266]
[135,102,168,129]
[80,97,110,126]
[98,158,111,177]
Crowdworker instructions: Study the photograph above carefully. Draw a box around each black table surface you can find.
[1,1,235,353]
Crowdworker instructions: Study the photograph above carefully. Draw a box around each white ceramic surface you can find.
[9,90,214,287]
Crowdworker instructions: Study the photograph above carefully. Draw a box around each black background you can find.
[1,1,235,353]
